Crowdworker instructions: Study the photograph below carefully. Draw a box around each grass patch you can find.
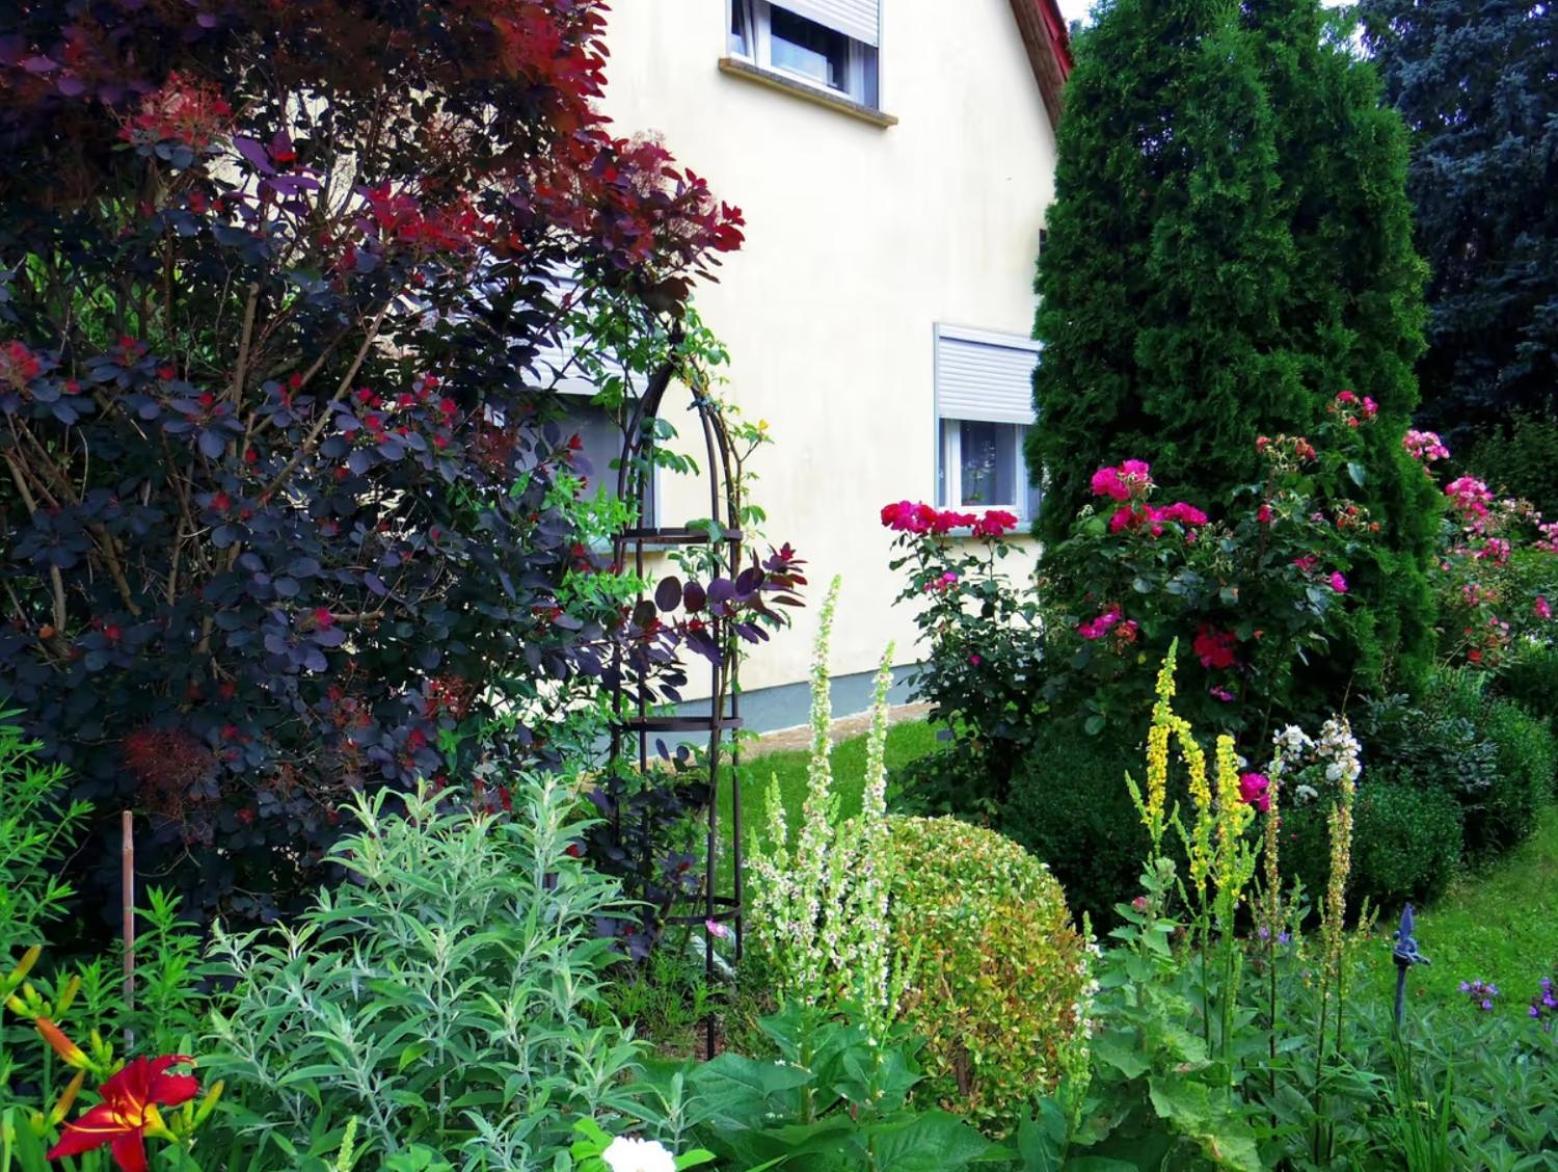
[719,720,940,858]
[1364,803,1558,1015]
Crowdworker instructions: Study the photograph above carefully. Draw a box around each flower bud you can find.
[3,945,42,994]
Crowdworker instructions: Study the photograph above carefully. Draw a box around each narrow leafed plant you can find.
[202,777,637,1169]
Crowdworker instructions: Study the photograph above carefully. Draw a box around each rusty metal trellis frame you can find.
[607,348,744,1059]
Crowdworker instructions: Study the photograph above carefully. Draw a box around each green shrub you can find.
[999,728,1148,928]
[1431,670,1554,850]
[204,778,639,1168]
[1465,412,1558,519]
[1355,673,1554,859]
[888,742,1005,821]
[886,815,1087,1130]
[1495,647,1558,723]
[1349,780,1464,909]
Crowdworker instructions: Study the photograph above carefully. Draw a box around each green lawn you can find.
[1366,803,1558,1014]
[720,719,940,858]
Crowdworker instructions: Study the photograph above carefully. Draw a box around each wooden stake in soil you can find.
[121,810,135,1035]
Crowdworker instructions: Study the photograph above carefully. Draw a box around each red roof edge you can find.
[1010,0,1074,128]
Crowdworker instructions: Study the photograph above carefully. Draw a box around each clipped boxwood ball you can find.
[887,815,1088,1129]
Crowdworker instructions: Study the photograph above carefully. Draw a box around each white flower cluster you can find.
[601,1136,677,1172]
[1316,716,1362,786]
[1267,718,1362,805]
[748,577,896,1025]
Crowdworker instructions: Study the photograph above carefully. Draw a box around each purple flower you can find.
[1461,978,1499,1012]
[1533,973,1558,1027]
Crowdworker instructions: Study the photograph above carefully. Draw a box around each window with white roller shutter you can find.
[934,325,1042,521]
[728,1,880,108]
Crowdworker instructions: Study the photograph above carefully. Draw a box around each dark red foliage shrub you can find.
[0,0,755,924]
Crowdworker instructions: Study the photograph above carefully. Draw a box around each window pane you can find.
[563,402,656,524]
[770,6,848,90]
[958,420,1017,508]
[729,0,749,54]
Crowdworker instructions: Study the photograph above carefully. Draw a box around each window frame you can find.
[727,0,880,109]
[553,396,662,530]
[932,324,1044,524]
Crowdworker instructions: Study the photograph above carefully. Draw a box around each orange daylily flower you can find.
[47,1055,198,1172]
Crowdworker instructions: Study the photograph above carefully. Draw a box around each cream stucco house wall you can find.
[593,0,1071,729]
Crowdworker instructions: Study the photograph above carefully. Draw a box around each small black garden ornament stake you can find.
[1392,903,1430,1030]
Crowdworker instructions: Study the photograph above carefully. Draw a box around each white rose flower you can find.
[601,1135,677,1172]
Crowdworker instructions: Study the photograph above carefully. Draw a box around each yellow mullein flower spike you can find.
[1173,717,1214,903]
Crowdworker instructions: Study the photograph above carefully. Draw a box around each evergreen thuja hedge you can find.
[1030,0,1436,694]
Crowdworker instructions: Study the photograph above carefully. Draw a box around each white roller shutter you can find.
[777,0,880,47]
[934,328,1041,425]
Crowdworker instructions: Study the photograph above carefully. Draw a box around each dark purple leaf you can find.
[654,576,682,612]
[233,136,276,175]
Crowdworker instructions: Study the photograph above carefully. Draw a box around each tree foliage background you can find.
[1359,0,1558,446]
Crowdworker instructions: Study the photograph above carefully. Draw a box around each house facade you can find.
[593,1,1072,729]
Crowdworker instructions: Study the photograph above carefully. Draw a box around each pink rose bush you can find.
[1409,437,1557,668]
[883,390,1387,754]
[881,498,1041,787]
[1441,491,1555,665]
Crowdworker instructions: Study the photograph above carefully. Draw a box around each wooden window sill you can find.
[717,57,898,127]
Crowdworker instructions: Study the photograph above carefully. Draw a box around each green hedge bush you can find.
[1431,670,1555,850]
[1350,780,1463,909]
[1495,648,1558,723]
[887,816,1087,1131]
[1355,672,1554,859]
[998,726,1148,929]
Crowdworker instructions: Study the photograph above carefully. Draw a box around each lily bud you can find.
[193,1079,224,1126]
[48,1069,87,1126]
[55,974,81,1014]
[36,1018,90,1069]
[3,945,42,994]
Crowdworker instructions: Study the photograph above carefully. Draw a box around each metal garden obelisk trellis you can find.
[606,346,745,1058]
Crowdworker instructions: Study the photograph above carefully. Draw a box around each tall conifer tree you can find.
[1030,0,1300,543]
[1244,0,1437,683]
[1031,0,1436,687]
